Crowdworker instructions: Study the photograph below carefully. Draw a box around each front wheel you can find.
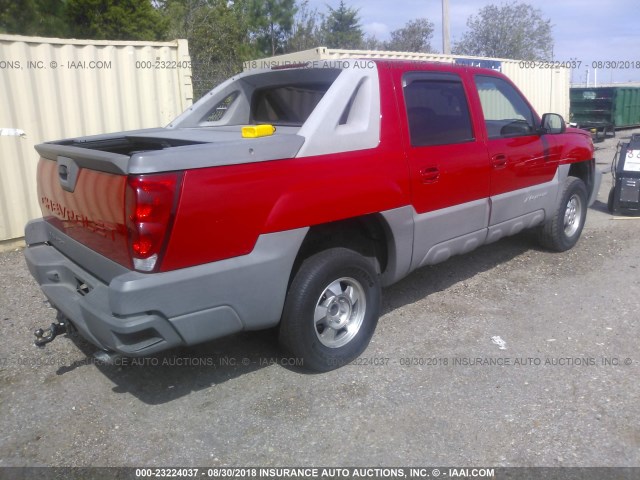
[538,176,588,252]
[279,248,381,372]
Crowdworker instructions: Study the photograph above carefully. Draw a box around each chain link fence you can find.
[191,58,244,101]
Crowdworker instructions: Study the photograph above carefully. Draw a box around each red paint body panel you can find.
[556,129,595,164]
[388,65,492,213]
[162,148,410,271]
[484,135,558,194]
[37,158,129,267]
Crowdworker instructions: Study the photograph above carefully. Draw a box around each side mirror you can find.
[540,113,566,134]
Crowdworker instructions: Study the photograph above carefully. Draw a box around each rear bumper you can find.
[24,219,307,356]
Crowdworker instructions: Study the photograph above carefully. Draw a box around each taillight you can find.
[125,172,183,272]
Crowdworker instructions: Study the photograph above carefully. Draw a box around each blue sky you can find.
[308,0,640,84]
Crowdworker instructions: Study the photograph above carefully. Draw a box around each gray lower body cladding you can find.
[24,219,307,356]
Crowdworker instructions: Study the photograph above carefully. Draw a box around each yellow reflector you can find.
[242,125,276,138]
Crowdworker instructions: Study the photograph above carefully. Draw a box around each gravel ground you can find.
[1,130,639,468]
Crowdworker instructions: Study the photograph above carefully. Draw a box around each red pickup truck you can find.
[25,59,599,371]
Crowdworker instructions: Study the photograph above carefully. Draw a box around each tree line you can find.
[0,0,553,98]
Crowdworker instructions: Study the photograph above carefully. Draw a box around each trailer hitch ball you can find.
[34,314,74,347]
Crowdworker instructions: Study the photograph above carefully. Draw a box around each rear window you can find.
[251,83,332,126]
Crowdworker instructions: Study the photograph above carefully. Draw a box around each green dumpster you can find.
[570,86,640,139]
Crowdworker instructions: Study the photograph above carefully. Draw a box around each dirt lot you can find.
[1,130,639,468]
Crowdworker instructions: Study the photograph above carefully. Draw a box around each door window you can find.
[403,73,474,147]
[474,75,536,139]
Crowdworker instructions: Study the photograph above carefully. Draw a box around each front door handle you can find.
[420,167,440,184]
[492,154,507,168]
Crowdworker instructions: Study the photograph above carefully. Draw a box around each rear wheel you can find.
[279,248,381,372]
[538,176,588,252]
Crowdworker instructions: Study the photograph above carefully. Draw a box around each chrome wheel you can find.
[314,277,366,348]
[563,193,583,237]
[538,177,588,252]
[279,247,381,371]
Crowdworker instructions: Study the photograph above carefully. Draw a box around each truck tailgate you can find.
[36,156,129,268]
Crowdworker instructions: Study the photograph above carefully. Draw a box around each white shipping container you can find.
[0,34,193,243]
[244,47,570,122]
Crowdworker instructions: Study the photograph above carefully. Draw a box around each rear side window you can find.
[252,83,332,126]
[474,75,536,138]
[403,72,474,147]
[205,91,239,122]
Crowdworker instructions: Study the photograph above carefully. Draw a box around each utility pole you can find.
[442,0,451,54]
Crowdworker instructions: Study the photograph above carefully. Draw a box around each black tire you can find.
[607,186,615,214]
[279,247,381,372]
[538,176,588,252]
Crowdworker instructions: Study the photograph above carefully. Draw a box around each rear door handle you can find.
[492,154,507,168]
[420,167,440,184]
